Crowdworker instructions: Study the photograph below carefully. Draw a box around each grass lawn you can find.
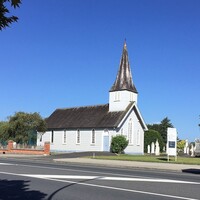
[90,154,200,165]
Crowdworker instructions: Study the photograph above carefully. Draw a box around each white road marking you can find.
[0,163,15,165]
[0,159,184,179]
[20,174,200,184]
[0,171,199,200]
[40,177,200,200]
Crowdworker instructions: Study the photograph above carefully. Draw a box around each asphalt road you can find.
[0,158,200,200]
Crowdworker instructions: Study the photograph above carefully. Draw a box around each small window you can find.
[91,129,95,144]
[63,130,67,144]
[51,130,54,144]
[130,93,134,102]
[76,129,80,144]
[136,130,140,146]
[121,128,127,139]
[114,91,120,101]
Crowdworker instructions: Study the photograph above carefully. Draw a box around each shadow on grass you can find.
[0,179,47,200]
[182,169,200,174]
[156,157,175,162]
[157,157,168,161]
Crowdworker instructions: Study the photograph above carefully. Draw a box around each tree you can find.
[0,0,21,30]
[147,117,173,145]
[144,129,164,153]
[0,121,10,145]
[110,135,128,154]
[6,112,46,145]
[177,140,185,152]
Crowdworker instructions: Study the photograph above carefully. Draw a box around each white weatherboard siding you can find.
[37,132,50,147]
[40,130,107,152]
[118,108,144,155]
[109,90,137,112]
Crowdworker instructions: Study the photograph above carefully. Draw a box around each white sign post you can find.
[167,128,177,161]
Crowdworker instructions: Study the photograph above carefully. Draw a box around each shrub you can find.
[110,135,128,154]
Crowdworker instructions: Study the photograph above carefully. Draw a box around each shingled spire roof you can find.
[110,42,138,93]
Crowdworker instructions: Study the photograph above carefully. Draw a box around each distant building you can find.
[37,42,147,154]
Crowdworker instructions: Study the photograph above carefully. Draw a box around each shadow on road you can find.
[0,179,47,199]
[182,168,200,174]
[47,177,101,200]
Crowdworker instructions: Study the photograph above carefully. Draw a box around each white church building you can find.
[37,42,147,154]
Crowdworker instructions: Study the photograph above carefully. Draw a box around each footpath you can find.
[54,157,200,172]
[1,154,200,172]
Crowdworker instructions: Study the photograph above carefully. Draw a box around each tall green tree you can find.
[144,129,164,153]
[0,121,10,145]
[147,117,173,144]
[6,112,46,144]
[0,0,21,30]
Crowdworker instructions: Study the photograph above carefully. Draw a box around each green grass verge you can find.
[90,154,200,165]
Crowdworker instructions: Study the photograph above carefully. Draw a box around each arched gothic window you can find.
[91,129,95,144]
[128,119,133,144]
[63,130,67,144]
[76,129,80,144]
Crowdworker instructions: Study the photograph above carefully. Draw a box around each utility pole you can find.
[199,115,200,134]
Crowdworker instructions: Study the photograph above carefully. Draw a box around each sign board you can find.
[168,141,175,148]
[167,128,177,158]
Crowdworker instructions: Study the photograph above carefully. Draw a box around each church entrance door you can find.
[103,135,109,151]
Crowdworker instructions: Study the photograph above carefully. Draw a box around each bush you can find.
[110,135,128,154]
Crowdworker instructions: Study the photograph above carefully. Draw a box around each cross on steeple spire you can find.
[110,41,137,93]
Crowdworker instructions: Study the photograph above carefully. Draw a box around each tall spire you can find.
[110,41,137,93]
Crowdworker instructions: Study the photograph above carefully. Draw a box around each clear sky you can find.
[1,0,200,142]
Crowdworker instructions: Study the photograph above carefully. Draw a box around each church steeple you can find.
[110,41,137,93]
[109,42,138,112]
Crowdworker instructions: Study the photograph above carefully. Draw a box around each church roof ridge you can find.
[110,41,138,93]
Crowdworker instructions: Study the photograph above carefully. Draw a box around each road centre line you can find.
[35,177,200,200]
[0,161,189,180]
[20,174,200,185]
[0,162,146,179]
[0,171,198,200]
[0,163,15,165]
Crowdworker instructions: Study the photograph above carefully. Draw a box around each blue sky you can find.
[1,0,200,142]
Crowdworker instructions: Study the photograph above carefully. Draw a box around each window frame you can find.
[128,119,133,145]
[63,130,67,144]
[91,129,96,144]
[51,130,54,144]
[76,129,80,144]
[114,91,120,101]
[136,129,140,146]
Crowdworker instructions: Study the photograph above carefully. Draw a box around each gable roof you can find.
[117,102,148,131]
[110,42,138,93]
[46,103,133,130]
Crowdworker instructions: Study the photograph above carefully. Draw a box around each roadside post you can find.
[167,128,177,162]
